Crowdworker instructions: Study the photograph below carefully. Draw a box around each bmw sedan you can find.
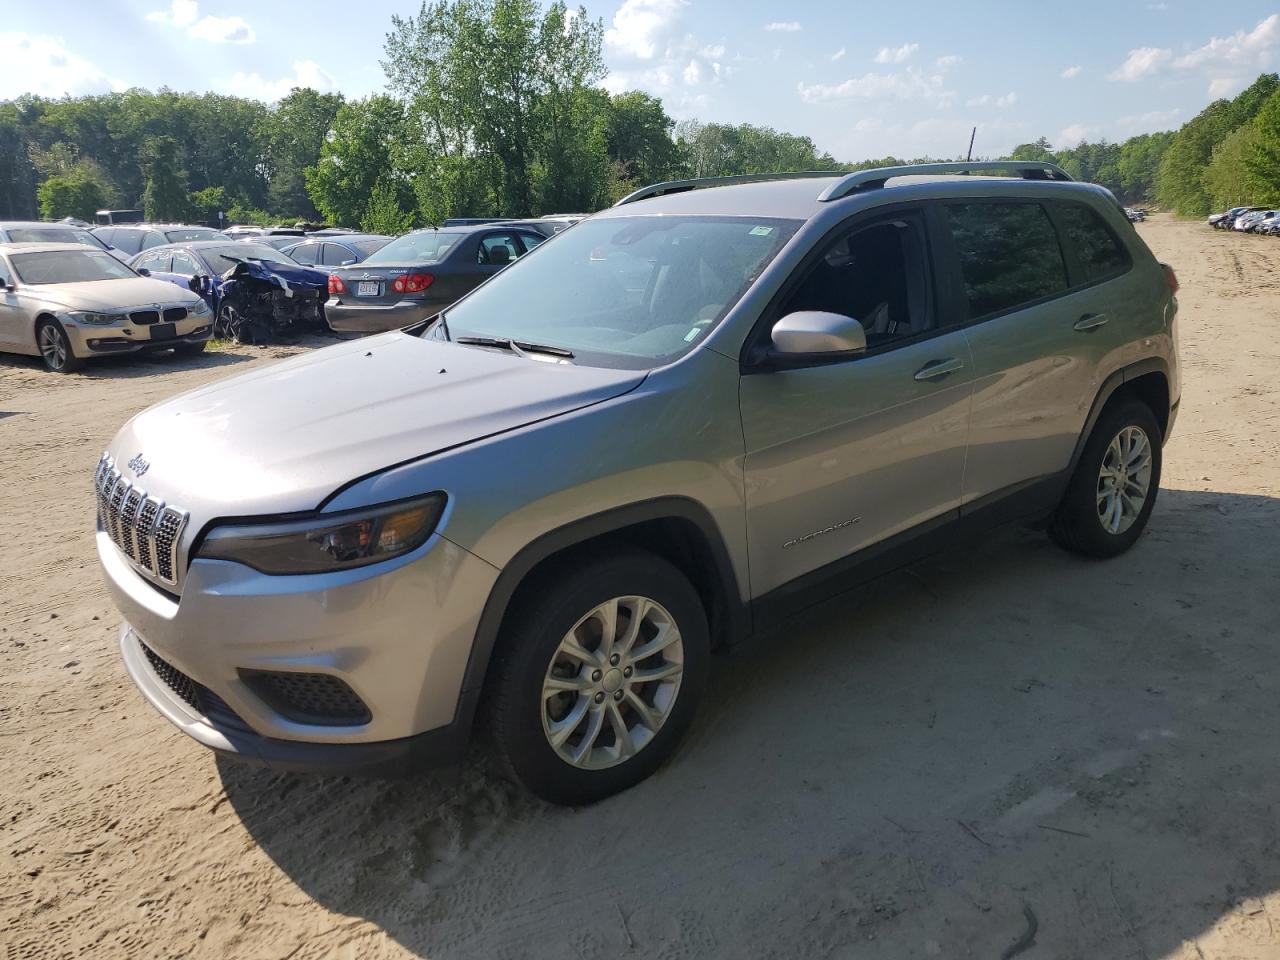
[0,243,212,373]
[325,224,546,334]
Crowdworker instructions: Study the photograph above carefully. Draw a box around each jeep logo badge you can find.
[127,453,150,477]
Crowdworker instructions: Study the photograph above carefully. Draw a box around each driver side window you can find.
[777,214,931,349]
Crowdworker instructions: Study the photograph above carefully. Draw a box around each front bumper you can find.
[101,528,500,772]
[66,319,212,354]
[325,298,444,334]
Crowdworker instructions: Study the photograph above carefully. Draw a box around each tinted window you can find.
[111,230,144,254]
[478,233,521,265]
[5,226,104,248]
[11,250,136,284]
[287,242,322,264]
[321,243,356,266]
[141,232,165,250]
[364,231,462,264]
[352,238,390,257]
[1057,203,1129,281]
[518,231,547,251]
[163,228,229,243]
[945,203,1068,319]
[779,217,929,348]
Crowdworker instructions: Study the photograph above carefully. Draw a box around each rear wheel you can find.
[1049,399,1162,558]
[488,550,709,805]
[36,318,83,373]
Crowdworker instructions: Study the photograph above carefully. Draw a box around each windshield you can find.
[202,243,296,274]
[364,231,463,265]
[164,228,229,243]
[11,249,137,284]
[353,238,391,256]
[7,226,107,249]
[437,216,800,368]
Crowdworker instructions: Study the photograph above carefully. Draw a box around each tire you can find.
[487,549,710,805]
[1049,399,1162,558]
[214,303,243,342]
[35,318,84,373]
[173,341,207,357]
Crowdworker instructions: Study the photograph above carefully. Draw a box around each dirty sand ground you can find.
[2,216,1279,959]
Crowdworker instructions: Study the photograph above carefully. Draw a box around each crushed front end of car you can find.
[203,260,329,342]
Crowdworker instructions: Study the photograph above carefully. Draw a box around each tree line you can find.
[2,0,1277,228]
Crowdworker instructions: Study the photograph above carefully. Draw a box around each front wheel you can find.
[36,318,84,373]
[1049,399,1162,558]
[214,303,243,341]
[487,550,710,805]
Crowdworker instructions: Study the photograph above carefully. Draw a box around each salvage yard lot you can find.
[1,216,1278,959]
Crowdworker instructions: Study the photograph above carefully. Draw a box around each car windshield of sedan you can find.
[202,244,296,274]
[434,216,801,368]
[164,228,229,242]
[364,231,463,264]
[10,249,137,284]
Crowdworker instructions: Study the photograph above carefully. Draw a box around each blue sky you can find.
[3,1,1280,160]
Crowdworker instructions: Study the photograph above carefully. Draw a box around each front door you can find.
[740,209,975,599]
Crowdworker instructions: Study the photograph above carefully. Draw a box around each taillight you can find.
[1161,262,1179,295]
[392,273,434,294]
[328,274,347,295]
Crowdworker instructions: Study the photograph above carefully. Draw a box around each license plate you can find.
[356,281,380,297]
[150,323,176,341]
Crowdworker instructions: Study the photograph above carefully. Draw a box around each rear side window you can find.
[1057,203,1130,281]
[111,230,143,255]
[945,203,1068,319]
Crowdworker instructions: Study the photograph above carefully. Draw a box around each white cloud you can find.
[147,0,255,44]
[682,59,701,85]
[1175,13,1280,69]
[874,42,918,64]
[935,55,961,70]
[605,0,686,59]
[146,0,197,26]
[1061,65,1082,79]
[797,66,950,104]
[965,91,1017,108]
[1208,76,1244,98]
[0,32,126,99]
[1116,107,1182,133]
[1059,123,1094,144]
[830,47,846,62]
[698,43,725,60]
[764,21,801,32]
[1147,2,1168,9]
[1107,46,1172,81]
[225,59,336,102]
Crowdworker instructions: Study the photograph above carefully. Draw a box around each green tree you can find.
[260,88,345,219]
[139,136,190,221]
[604,91,679,199]
[189,185,229,226]
[1009,137,1055,162]
[1202,124,1264,210]
[37,168,108,220]
[306,96,404,226]
[674,120,840,177]
[361,177,414,234]
[1245,89,1280,205]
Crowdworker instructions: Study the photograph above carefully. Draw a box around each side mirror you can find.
[135,267,150,277]
[340,259,356,266]
[770,310,867,358]
[188,274,208,292]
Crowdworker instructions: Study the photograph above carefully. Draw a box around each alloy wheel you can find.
[1096,425,1153,535]
[541,595,684,771]
[38,324,68,370]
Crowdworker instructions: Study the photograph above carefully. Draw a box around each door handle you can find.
[913,357,964,381]
[1073,312,1109,331]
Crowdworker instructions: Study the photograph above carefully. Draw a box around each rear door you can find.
[941,198,1133,505]
[0,256,24,351]
[740,207,975,598]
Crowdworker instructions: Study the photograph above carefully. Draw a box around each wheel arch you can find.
[452,497,749,738]
[1068,358,1171,476]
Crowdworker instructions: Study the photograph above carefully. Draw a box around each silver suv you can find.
[97,162,1180,804]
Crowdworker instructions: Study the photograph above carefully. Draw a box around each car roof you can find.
[0,241,101,254]
[287,234,390,244]
[595,167,1111,222]
[0,220,89,230]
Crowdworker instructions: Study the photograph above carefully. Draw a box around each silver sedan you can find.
[0,242,213,373]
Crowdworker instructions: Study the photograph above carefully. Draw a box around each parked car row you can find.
[1124,207,1147,223]
[1207,206,1280,233]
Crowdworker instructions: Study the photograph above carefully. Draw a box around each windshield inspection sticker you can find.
[684,327,703,342]
[749,225,774,237]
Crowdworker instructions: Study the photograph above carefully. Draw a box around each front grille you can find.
[95,453,188,585]
[130,310,160,325]
[243,671,371,726]
[163,306,187,323]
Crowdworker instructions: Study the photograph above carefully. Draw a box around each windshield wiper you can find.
[455,336,574,359]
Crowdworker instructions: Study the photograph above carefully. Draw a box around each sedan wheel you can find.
[36,320,83,373]
[215,303,243,341]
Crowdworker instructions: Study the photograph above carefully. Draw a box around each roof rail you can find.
[614,171,840,206]
[818,161,1073,202]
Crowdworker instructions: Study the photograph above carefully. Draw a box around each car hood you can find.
[23,277,201,310]
[223,259,328,289]
[108,332,646,517]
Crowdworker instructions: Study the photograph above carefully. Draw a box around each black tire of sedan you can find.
[487,549,710,805]
[1049,399,1162,558]
[36,318,84,373]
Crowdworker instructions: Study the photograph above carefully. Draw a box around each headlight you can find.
[197,493,446,574]
[66,310,120,325]
[189,299,212,317]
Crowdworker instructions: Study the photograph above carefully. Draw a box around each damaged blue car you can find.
[129,241,330,342]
